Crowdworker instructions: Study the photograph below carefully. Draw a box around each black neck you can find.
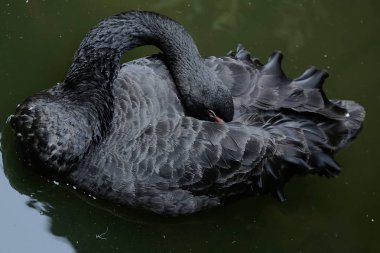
[65,11,204,90]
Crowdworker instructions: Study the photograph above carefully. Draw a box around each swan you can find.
[10,11,365,215]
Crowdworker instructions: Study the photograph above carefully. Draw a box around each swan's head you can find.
[204,84,234,122]
[184,86,234,122]
[181,74,234,123]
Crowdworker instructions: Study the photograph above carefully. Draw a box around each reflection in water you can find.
[0,131,74,253]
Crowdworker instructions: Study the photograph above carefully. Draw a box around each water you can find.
[1,1,379,252]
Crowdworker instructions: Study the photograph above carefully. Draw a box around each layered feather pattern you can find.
[10,12,365,215]
[64,48,364,215]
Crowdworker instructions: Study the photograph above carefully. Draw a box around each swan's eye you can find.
[207,109,217,120]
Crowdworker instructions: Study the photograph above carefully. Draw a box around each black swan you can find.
[10,11,364,215]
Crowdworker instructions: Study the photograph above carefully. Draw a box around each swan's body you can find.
[11,11,364,215]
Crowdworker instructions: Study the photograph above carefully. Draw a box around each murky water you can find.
[1,1,379,252]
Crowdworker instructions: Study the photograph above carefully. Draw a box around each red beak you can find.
[214,115,225,124]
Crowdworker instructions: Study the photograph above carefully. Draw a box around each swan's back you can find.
[61,51,364,214]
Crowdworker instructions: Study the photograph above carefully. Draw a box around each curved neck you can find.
[65,11,204,89]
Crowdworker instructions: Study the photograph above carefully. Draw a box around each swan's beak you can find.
[214,115,224,124]
[207,109,225,124]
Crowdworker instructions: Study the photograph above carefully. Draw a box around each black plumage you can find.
[10,11,364,215]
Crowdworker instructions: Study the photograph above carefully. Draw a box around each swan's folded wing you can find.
[164,118,271,193]
[70,112,346,214]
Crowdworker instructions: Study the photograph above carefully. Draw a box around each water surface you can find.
[1,1,379,252]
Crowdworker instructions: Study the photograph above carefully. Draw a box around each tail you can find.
[226,44,365,200]
[228,44,365,151]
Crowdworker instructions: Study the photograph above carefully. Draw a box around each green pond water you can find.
[0,1,379,252]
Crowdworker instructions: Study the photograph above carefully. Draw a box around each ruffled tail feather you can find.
[227,44,365,200]
[229,44,365,152]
